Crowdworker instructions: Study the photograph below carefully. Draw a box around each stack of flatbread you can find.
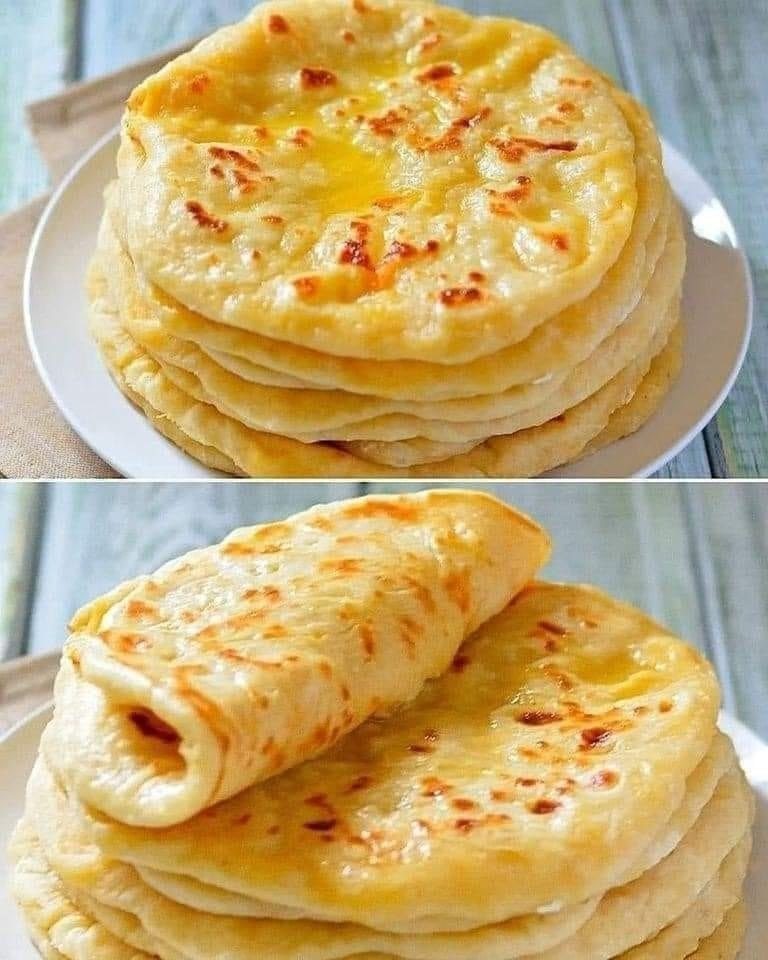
[10,490,753,959]
[86,0,686,477]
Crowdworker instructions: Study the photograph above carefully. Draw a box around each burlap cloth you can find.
[0,44,190,478]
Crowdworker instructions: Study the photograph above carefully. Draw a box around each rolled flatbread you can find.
[46,490,549,827]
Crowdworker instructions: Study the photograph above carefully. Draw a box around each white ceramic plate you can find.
[0,705,766,957]
[25,133,753,479]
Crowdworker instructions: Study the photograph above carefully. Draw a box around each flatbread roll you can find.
[45,490,549,827]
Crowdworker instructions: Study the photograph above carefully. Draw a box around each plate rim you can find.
[23,127,133,479]
[23,131,755,481]
[623,139,754,479]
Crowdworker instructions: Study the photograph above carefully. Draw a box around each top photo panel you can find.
[1,0,763,479]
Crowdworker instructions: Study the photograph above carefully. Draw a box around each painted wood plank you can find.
[0,0,76,214]
[0,651,59,732]
[654,439,711,480]
[26,482,361,654]
[0,483,45,660]
[680,483,768,740]
[80,1,255,77]
[605,0,768,477]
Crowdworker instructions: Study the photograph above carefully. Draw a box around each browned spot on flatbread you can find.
[185,201,228,233]
[268,13,290,33]
[293,276,320,298]
[300,67,337,89]
[444,571,471,613]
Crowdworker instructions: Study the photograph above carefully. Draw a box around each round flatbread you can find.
[117,0,638,362]
[116,91,663,400]
[99,200,682,448]
[27,751,752,960]
[98,195,678,441]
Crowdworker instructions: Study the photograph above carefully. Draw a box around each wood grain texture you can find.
[605,0,768,477]
[0,0,75,213]
[0,484,44,661]
[80,0,252,78]
[680,483,768,738]
[0,480,760,738]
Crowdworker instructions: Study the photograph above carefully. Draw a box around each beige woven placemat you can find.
[0,42,190,479]
[0,651,58,736]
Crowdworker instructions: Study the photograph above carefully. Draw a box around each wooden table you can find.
[1,0,766,477]
[0,481,766,739]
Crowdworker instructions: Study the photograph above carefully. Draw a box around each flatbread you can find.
[118,0,638,362]
[29,760,595,959]
[617,842,750,960]
[98,200,682,449]
[27,752,752,960]
[9,822,750,960]
[9,820,139,960]
[118,92,664,402]
[44,490,549,827]
[131,731,736,922]
[98,196,678,441]
[575,322,685,463]
[87,259,682,477]
[39,582,719,929]
[342,296,681,465]
[689,904,746,960]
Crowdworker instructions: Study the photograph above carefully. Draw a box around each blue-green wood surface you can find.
[1,0,765,478]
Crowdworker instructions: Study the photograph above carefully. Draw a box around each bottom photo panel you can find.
[0,480,765,960]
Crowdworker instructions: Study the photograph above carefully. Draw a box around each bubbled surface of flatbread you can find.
[126,732,737,928]
[117,0,638,362]
[45,490,549,828]
[42,582,719,930]
[119,92,663,402]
